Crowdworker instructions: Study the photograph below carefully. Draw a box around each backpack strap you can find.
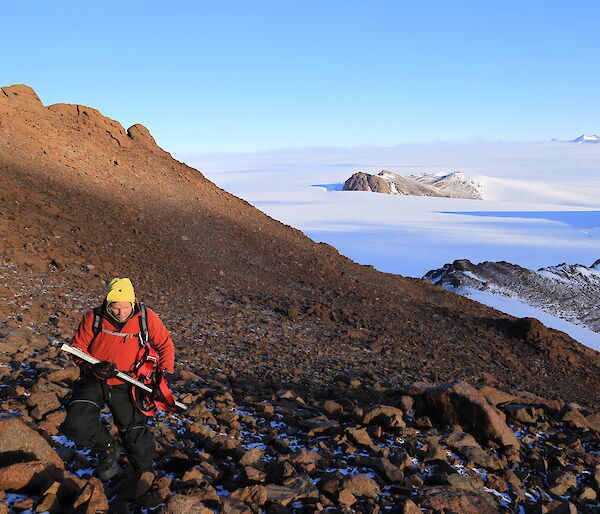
[92,306,103,336]
[138,303,149,347]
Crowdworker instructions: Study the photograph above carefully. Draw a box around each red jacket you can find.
[71,305,175,386]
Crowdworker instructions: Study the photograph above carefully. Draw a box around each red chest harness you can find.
[92,303,175,415]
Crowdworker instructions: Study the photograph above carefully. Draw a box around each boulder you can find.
[0,417,64,467]
[415,381,519,449]
[0,461,62,491]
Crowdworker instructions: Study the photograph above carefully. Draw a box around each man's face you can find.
[109,301,133,321]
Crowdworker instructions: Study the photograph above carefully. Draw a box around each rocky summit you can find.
[342,170,483,199]
[1,85,600,512]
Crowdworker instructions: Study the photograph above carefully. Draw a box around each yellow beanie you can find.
[105,278,136,305]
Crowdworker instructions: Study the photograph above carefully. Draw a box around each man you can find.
[60,278,175,480]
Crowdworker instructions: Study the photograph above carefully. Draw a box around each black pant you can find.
[60,375,154,473]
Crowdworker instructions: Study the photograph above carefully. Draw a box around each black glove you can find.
[82,361,118,380]
[153,371,175,407]
[163,371,175,387]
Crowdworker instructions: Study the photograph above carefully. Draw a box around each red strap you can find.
[129,341,176,415]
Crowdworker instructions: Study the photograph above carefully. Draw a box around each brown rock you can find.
[342,473,381,499]
[166,494,214,514]
[134,471,155,499]
[402,498,421,514]
[560,407,590,429]
[545,501,578,514]
[0,417,64,467]
[186,406,218,425]
[45,410,67,425]
[239,446,263,466]
[415,381,519,448]
[363,405,406,428]
[35,490,61,513]
[338,488,357,506]
[586,411,600,431]
[320,478,340,495]
[0,461,62,491]
[283,473,319,500]
[478,385,517,406]
[178,370,201,383]
[420,486,499,513]
[45,366,79,384]
[504,404,536,424]
[347,427,374,447]
[446,473,485,492]
[137,487,172,509]
[594,464,600,491]
[323,400,344,416]
[580,487,597,500]
[27,392,61,420]
[221,498,253,514]
[265,484,298,506]
[424,439,448,462]
[444,431,504,468]
[230,484,268,506]
[11,498,35,511]
[243,466,267,483]
[71,476,109,514]
[548,470,577,496]
[290,449,321,466]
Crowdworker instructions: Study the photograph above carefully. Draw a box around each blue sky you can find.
[4,1,599,153]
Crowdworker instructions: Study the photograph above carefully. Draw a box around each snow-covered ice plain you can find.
[182,141,600,348]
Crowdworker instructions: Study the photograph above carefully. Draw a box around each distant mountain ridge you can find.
[425,259,600,333]
[343,170,483,199]
[572,134,600,143]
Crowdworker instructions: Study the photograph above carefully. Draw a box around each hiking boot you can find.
[94,437,122,481]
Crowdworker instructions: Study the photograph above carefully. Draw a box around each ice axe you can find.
[49,338,188,410]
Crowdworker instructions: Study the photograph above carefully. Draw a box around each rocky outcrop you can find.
[425,258,600,333]
[343,172,393,193]
[343,170,483,199]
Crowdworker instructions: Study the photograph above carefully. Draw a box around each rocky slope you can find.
[343,170,483,199]
[425,259,600,333]
[1,84,600,511]
[2,330,600,513]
